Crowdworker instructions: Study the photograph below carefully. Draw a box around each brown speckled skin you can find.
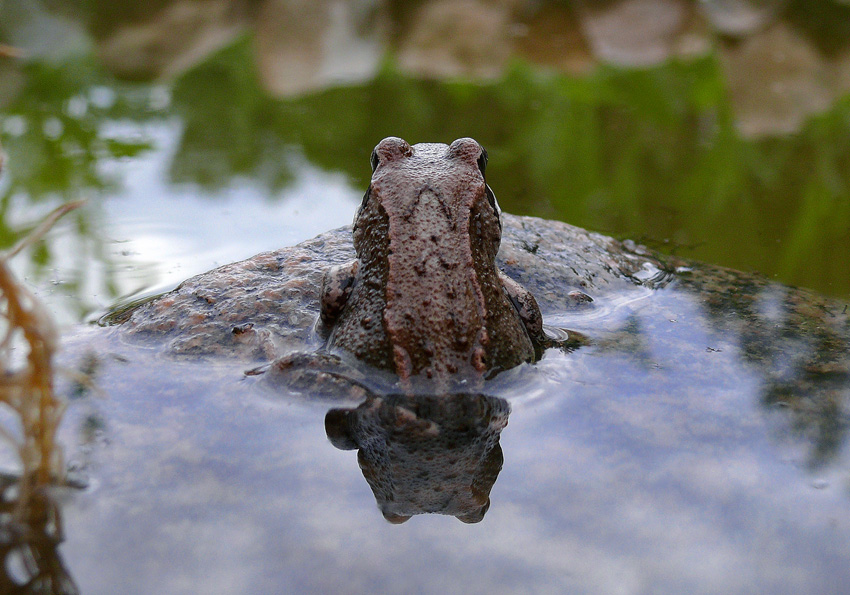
[321,138,542,381]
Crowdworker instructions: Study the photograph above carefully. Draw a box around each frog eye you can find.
[356,186,372,221]
[476,146,488,178]
[372,137,412,171]
[448,138,487,174]
[485,185,501,220]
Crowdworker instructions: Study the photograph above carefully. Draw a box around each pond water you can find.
[52,321,849,595]
[49,221,850,594]
[1,0,850,593]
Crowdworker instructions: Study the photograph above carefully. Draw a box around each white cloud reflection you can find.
[99,119,359,302]
[57,330,849,595]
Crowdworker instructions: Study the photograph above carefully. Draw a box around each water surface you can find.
[1,1,849,593]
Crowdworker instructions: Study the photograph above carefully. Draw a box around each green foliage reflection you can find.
[167,41,850,297]
[3,38,850,298]
[0,57,156,313]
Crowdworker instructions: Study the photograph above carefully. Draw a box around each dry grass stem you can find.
[0,151,81,593]
[0,201,84,510]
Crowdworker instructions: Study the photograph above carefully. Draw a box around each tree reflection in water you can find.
[663,258,850,469]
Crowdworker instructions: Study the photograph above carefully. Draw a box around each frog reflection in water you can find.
[326,392,509,524]
[276,138,552,523]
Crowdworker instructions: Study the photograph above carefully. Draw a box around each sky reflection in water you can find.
[56,273,849,594]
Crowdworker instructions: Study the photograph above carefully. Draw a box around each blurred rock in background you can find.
[573,0,708,67]
[700,0,788,36]
[512,2,593,74]
[96,0,249,80]
[720,21,836,137]
[256,0,387,96]
[2,0,850,136]
[395,0,516,79]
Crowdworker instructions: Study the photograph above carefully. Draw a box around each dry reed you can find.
[0,144,82,590]
[0,201,84,506]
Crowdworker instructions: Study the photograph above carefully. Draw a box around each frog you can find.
[316,136,547,385]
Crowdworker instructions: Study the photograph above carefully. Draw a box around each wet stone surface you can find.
[108,213,850,434]
[113,214,664,361]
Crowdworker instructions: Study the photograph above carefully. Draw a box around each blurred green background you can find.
[1,0,849,323]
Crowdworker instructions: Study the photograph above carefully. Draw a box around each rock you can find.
[720,22,834,137]
[114,214,662,361]
[255,0,386,97]
[513,3,594,75]
[396,0,517,79]
[575,0,706,67]
[699,0,787,36]
[0,0,88,64]
[833,48,850,96]
[96,0,247,80]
